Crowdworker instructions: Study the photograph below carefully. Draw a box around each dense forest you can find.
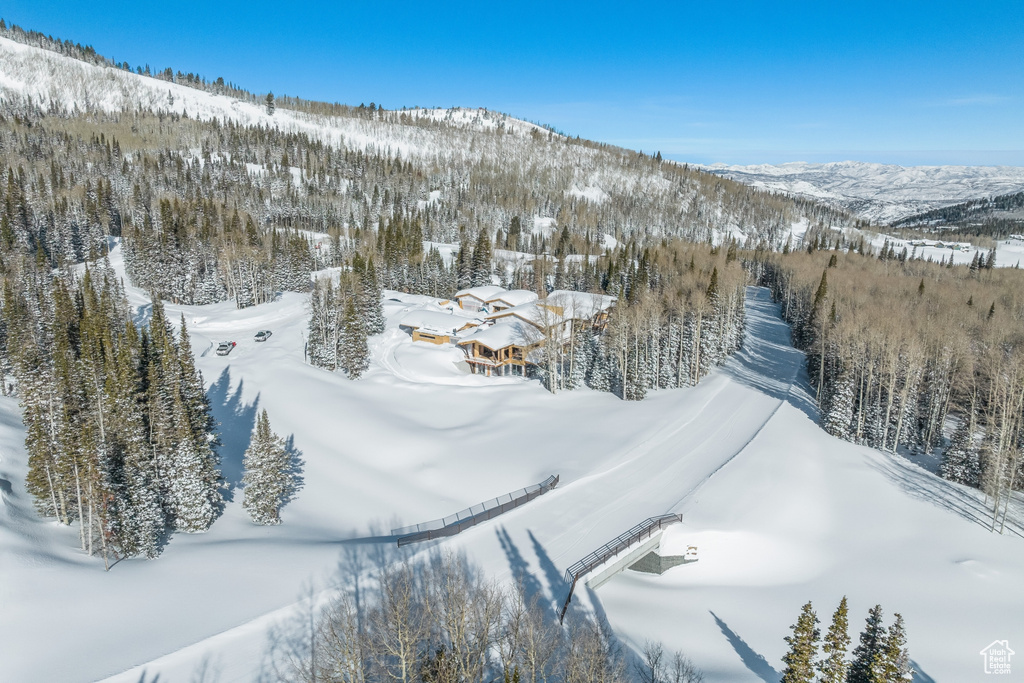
[2,254,220,563]
[892,189,1024,238]
[753,238,1024,530]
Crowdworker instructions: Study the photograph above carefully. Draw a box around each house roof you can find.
[398,310,482,335]
[454,285,507,301]
[485,301,563,329]
[544,290,617,319]
[457,320,545,351]
[486,289,539,307]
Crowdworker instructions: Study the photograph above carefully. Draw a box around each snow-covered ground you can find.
[866,231,1024,268]
[0,37,556,163]
[2,243,1024,682]
[704,160,1024,224]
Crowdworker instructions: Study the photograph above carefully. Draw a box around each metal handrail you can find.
[559,514,682,623]
[395,475,559,546]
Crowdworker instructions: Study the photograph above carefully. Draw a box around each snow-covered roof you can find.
[485,289,539,307]
[543,290,617,319]
[457,320,545,350]
[398,310,481,335]
[454,285,507,302]
[485,301,562,328]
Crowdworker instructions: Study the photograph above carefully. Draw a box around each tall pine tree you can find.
[818,596,850,683]
[242,409,292,525]
[848,605,886,683]
[471,227,493,287]
[339,298,369,379]
[781,601,820,683]
[871,613,912,682]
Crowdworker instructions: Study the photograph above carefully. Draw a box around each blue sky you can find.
[4,1,1023,165]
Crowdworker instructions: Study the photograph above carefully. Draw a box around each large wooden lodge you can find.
[398,287,617,377]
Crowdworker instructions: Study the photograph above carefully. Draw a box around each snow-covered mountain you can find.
[0,34,855,247]
[0,35,553,159]
[703,161,1024,224]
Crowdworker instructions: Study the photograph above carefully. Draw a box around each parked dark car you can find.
[254,330,272,342]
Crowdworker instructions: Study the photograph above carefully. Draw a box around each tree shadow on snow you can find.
[189,654,222,683]
[911,661,936,683]
[280,434,306,514]
[206,367,259,502]
[866,452,1024,538]
[710,610,780,683]
[497,527,550,613]
[722,287,818,422]
[529,529,579,615]
[257,581,321,683]
[498,527,591,625]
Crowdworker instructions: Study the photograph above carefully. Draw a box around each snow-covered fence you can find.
[558,513,682,624]
[394,475,559,546]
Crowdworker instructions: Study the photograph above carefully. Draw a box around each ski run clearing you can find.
[2,242,1024,682]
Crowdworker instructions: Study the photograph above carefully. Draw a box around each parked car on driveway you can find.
[216,341,236,356]
[254,330,272,342]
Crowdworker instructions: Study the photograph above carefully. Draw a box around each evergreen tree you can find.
[471,227,493,287]
[265,92,275,116]
[871,613,912,682]
[106,320,165,558]
[848,605,886,683]
[507,216,522,251]
[307,280,338,370]
[818,596,851,683]
[823,372,855,440]
[584,334,613,393]
[339,298,369,379]
[242,409,291,525]
[985,247,997,269]
[939,416,981,486]
[455,228,473,290]
[176,314,216,443]
[356,257,385,336]
[780,601,820,683]
[146,300,222,533]
[166,419,221,533]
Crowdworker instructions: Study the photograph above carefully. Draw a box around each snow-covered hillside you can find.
[704,161,1024,224]
[1,242,1023,681]
[0,34,852,246]
[0,36,550,160]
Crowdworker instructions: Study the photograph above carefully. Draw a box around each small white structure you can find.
[543,290,617,325]
[454,286,507,312]
[485,289,539,312]
[486,300,561,327]
[398,310,482,345]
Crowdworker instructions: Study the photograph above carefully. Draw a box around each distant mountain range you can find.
[703,161,1024,225]
[892,189,1024,236]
